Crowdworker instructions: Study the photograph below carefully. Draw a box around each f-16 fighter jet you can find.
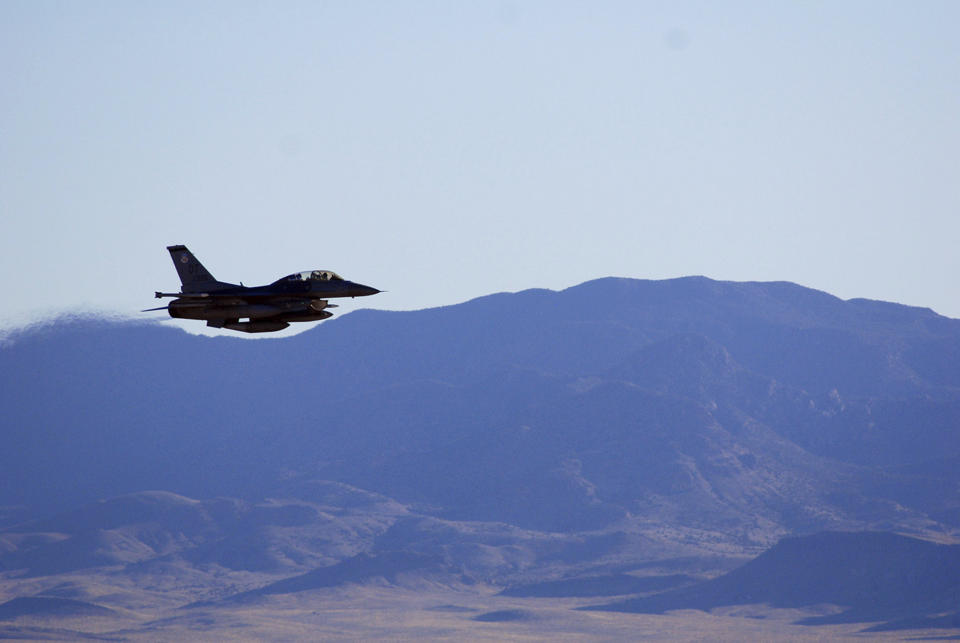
[146,245,380,333]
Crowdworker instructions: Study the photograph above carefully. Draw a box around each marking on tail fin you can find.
[164,245,240,293]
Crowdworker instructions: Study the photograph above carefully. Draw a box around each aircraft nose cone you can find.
[356,284,380,297]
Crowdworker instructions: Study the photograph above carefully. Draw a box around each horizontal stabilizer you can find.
[155,291,210,299]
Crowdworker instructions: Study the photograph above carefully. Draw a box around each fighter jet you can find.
[146,245,380,333]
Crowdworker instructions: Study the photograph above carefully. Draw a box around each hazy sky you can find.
[3,1,959,335]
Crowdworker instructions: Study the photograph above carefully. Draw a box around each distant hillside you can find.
[0,486,408,578]
[590,531,960,631]
[2,277,959,540]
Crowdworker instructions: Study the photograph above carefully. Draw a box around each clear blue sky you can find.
[3,1,958,335]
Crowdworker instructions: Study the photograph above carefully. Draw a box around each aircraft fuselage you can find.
[151,246,380,333]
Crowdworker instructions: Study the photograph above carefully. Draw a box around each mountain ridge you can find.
[2,276,960,636]
[3,276,959,527]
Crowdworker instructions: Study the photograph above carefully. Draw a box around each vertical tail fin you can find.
[166,245,228,292]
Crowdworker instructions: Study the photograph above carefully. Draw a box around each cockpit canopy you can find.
[278,270,344,283]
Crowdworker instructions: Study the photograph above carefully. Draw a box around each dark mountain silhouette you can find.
[224,550,460,602]
[0,596,117,620]
[472,608,539,622]
[500,573,696,598]
[589,531,960,630]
